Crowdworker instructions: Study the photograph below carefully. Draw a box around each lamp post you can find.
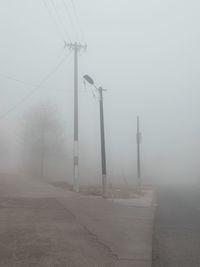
[83,75,107,197]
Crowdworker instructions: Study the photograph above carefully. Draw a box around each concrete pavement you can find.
[0,174,155,266]
[58,194,155,266]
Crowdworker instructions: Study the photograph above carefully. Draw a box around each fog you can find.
[0,0,200,187]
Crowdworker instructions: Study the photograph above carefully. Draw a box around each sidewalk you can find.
[0,174,156,267]
[57,189,156,267]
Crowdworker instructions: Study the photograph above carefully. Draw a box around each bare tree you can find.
[21,103,66,179]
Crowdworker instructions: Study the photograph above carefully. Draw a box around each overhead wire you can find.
[83,79,97,102]
[50,0,72,42]
[0,72,72,92]
[0,51,72,119]
[0,71,89,94]
[0,46,68,90]
[70,0,86,43]
[0,73,42,88]
[61,0,80,41]
[42,0,66,42]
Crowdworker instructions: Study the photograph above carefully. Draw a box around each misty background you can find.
[0,0,199,186]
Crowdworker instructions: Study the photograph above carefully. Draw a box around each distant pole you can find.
[98,87,107,197]
[66,42,87,192]
[136,116,141,193]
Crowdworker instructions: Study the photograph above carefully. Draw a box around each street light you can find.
[83,75,107,198]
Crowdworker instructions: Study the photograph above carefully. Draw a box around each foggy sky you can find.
[0,0,199,185]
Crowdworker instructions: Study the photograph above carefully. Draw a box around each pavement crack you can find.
[55,198,119,261]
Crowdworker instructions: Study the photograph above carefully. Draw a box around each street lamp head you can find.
[83,75,94,85]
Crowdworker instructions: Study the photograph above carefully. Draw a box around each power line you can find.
[0,73,89,93]
[62,0,80,41]
[83,78,98,102]
[0,72,67,92]
[0,73,41,88]
[70,0,86,43]
[0,52,72,119]
[42,0,66,42]
[50,0,72,42]
[0,47,68,89]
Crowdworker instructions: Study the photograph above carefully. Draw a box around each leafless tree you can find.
[21,103,66,179]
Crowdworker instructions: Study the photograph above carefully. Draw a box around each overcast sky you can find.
[0,0,200,185]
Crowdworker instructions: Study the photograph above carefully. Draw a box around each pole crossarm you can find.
[66,42,87,51]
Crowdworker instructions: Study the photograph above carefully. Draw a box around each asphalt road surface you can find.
[152,185,200,267]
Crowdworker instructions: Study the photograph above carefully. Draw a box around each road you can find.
[152,185,200,267]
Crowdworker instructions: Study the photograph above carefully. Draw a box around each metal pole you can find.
[99,87,107,197]
[136,116,141,193]
[73,43,79,192]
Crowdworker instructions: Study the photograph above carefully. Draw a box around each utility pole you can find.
[99,87,107,197]
[66,42,86,192]
[136,116,142,193]
[83,75,107,197]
